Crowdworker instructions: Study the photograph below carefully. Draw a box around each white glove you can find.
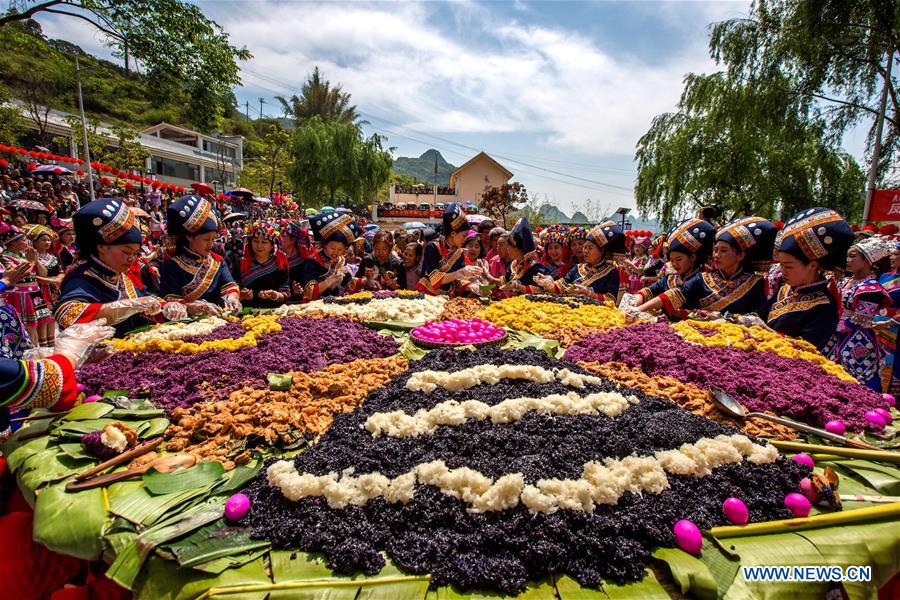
[223,293,242,314]
[162,302,188,321]
[53,320,116,368]
[736,314,766,328]
[186,301,223,317]
[102,296,163,324]
[622,305,653,324]
[619,293,641,308]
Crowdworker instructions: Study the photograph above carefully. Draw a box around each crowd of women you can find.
[1,185,900,437]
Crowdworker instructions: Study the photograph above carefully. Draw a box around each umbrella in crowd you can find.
[305,208,318,216]
[190,182,215,196]
[223,212,247,223]
[467,214,491,224]
[229,187,254,199]
[254,197,272,204]
[10,199,51,212]
[320,206,335,213]
[403,221,427,230]
[130,206,150,218]
[33,165,73,175]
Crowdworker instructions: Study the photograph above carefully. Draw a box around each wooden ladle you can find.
[66,453,196,492]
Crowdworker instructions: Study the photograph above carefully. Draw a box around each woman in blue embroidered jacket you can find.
[238,221,291,309]
[638,216,776,318]
[159,195,241,315]
[417,203,482,296]
[824,235,893,391]
[498,217,547,295]
[768,208,853,351]
[634,218,715,318]
[298,212,366,301]
[536,220,624,303]
[55,198,165,337]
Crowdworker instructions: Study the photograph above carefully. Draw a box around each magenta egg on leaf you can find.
[791,453,814,469]
[722,497,749,525]
[883,393,896,407]
[672,519,702,555]
[824,420,846,435]
[865,410,886,429]
[76,383,86,393]
[799,478,822,504]
[84,394,102,403]
[224,493,251,521]
[784,492,811,517]
[875,408,893,425]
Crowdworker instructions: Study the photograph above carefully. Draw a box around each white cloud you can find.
[32,0,727,158]
[213,0,718,156]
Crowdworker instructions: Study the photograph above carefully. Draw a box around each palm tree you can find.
[276,67,361,125]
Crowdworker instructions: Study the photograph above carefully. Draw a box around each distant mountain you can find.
[569,211,591,224]
[537,203,570,224]
[393,149,456,186]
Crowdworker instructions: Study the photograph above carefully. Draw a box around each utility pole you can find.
[258,98,266,119]
[863,50,894,224]
[75,56,95,203]
[245,101,250,120]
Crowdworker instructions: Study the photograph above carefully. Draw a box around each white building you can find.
[14,104,243,189]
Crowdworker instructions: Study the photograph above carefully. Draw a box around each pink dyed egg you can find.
[875,408,893,425]
[883,393,896,407]
[224,493,250,521]
[84,394,102,403]
[673,519,702,555]
[792,453,814,469]
[784,493,811,517]
[76,383,86,393]
[865,410,886,430]
[722,497,749,525]
[799,478,822,504]
[824,420,846,435]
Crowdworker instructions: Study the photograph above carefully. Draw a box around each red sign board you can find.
[867,189,900,222]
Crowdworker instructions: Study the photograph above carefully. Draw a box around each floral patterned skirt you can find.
[825,323,884,391]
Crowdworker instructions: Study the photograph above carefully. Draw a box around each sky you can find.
[34,0,872,217]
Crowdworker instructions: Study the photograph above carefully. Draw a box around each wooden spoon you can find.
[66,453,195,492]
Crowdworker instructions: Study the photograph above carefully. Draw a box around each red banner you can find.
[867,189,900,222]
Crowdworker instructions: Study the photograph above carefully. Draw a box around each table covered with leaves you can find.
[2,314,899,599]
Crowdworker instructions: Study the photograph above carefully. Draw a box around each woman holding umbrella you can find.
[159,196,242,314]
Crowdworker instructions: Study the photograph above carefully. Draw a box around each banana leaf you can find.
[141,417,170,438]
[267,373,293,391]
[162,520,270,569]
[364,320,421,330]
[32,484,105,560]
[58,442,94,460]
[52,418,150,439]
[502,329,559,357]
[357,559,430,600]
[651,547,718,599]
[555,571,669,599]
[144,461,225,495]
[104,530,139,563]
[191,548,270,575]
[109,499,227,590]
[269,550,358,600]
[829,460,900,495]
[63,402,114,420]
[399,338,429,361]
[3,434,49,472]
[214,458,264,494]
[133,555,270,600]
[110,485,214,527]
[16,448,79,491]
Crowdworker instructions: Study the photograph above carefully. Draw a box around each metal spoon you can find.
[708,387,875,450]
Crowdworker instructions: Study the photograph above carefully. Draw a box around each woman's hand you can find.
[240,288,254,301]
[2,260,32,286]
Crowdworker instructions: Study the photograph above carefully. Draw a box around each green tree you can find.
[287,117,392,205]
[635,72,864,227]
[0,84,24,144]
[709,0,900,184]
[277,66,360,125]
[480,182,529,228]
[0,1,251,130]
[239,123,291,196]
